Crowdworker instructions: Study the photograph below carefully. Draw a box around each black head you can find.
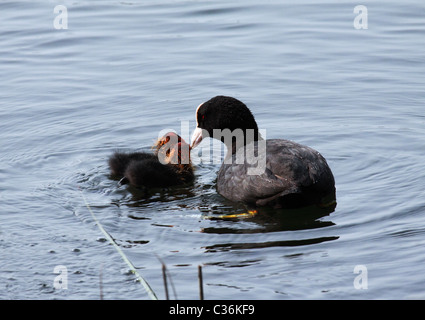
[191,96,261,152]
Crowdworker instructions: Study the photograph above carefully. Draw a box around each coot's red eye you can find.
[202,115,205,120]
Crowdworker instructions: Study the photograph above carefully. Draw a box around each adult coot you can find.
[191,96,336,209]
[109,132,193,188]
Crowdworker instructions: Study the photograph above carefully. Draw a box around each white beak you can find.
[191,127,203,149]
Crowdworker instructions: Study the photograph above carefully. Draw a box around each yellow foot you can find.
[205,210,258,220]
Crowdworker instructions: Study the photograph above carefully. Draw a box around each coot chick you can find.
[109,132,193,188]
[191,96,336,209]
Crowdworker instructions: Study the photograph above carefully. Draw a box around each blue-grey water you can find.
[1,0,425,299]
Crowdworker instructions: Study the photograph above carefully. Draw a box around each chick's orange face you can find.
[155,132,191,165]
[155,132,179,152]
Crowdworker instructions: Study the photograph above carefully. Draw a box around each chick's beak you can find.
[191,127,203,149]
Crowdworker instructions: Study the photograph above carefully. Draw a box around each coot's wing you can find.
[217,163,300,205]
[265,139,331,188]
[217,139,334,206]
[217,139,301,204]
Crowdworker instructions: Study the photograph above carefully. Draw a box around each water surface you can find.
[1,0,425,299]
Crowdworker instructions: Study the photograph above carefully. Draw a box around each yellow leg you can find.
[204,209,258,220]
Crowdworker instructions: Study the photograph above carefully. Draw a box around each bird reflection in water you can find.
[199,202,338,252]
